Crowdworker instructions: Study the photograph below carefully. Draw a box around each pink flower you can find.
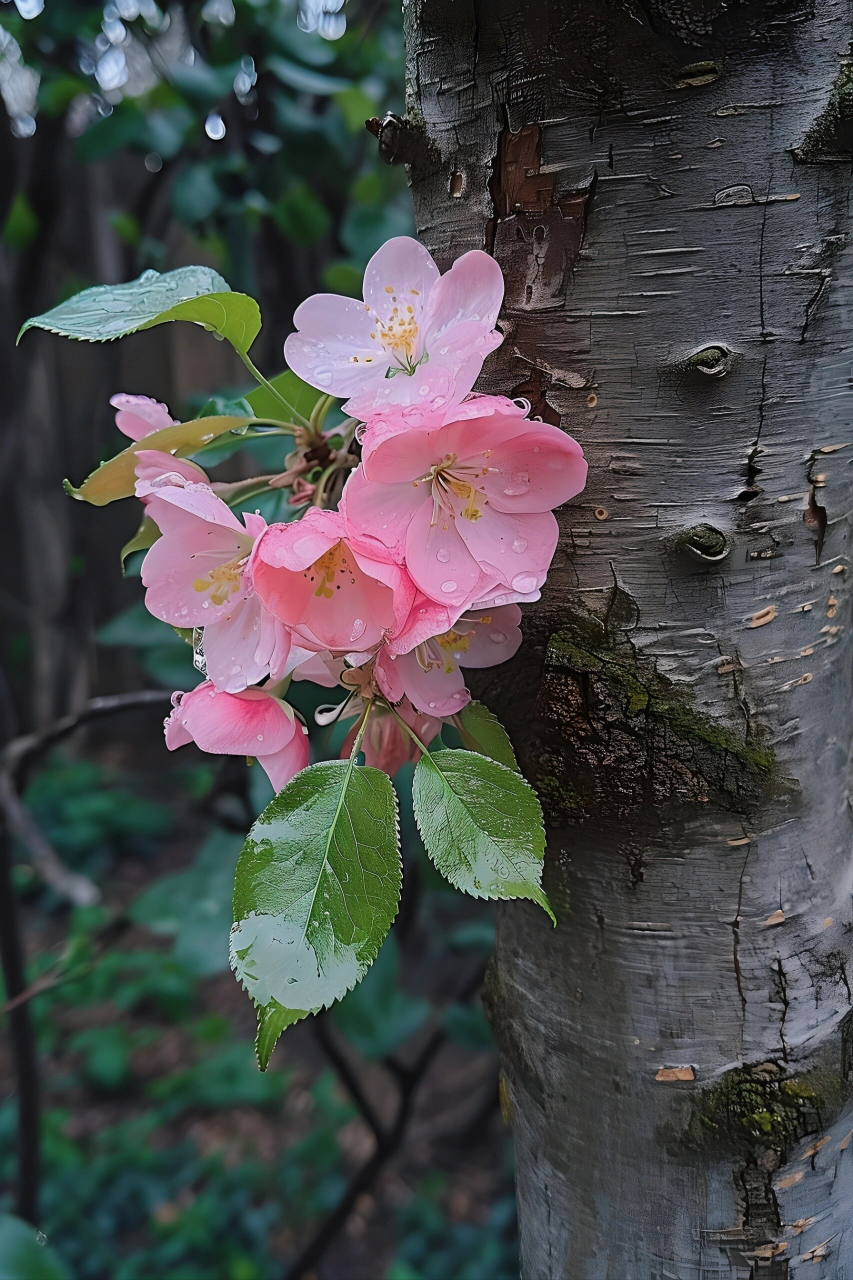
[375,604,522,716]
[165,682,309,792]
[251,507,414,655]
[138,475,291,693]
[341,699,441,776]
[111,394,177,441]
[283,236,504,422]
[344,396,587,612]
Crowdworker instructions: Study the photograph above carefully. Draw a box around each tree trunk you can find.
[404,2,853,1275]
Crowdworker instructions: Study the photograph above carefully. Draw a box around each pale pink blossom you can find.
[111,393,177,441]
[165,683,309,792]
[139,476,291,693]
[283,236,504,422]
[375,604,522,716]
[344,396,587,613]
[340,699,441,776]
[251,507,414,655]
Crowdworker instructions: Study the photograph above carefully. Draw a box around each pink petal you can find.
[454,604,522,668]
[291,651,345,687]
[252,509,345,574]
[284,295,389,398]
[260,723,309,792]
[175,683,297,756]
[341,466,423,564]
[378,645,469,717]
[362,236,440,314]
[142,497,253,627]
[202,595,291,694]
[111,393,176,441]
[454,503,558,594]
[135,450,208,496]
[479,427,588,514]
[422,250,504,341]
[141,481,246,532]
[387,591,460,657]
[404,499,484,611]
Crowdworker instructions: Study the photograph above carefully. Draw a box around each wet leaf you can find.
[412,749,553,920]
[19,265,241,344]
[231,760,401,1055]
[65,415,252,506]
[456,702,518,771]
[0,1215,71,1280]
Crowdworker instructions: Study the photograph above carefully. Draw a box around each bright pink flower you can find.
[344,396,587,612]
[283,236,504,422]
[111,393,177,441]
[251,507,414,655]
[341,699,441,776]
[375,604,522,716]
[165,682,309,792]
[139,476,291,693]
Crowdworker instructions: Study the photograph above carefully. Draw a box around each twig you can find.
[312,1017,387,1145]
[0,691,171,905]
[284,961,487,1280]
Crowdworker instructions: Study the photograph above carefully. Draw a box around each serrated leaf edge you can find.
[412,749,555,923]
[230,763,404,1029]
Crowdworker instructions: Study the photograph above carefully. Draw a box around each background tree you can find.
[403,0,853,1274]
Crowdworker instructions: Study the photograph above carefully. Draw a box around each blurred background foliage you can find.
[0,2,519,1276]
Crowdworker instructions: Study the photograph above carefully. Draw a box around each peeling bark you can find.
[403,1,853,1274]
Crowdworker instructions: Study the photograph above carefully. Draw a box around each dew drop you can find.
[512,536,528,553]
[204,112,226,141]
[490,630,507,644]
[350,618,366,642]
[503,471,530,497]
[257,735,264,742]
[430,396,445,409]
[436,548,451,563]
[429,701,437,708]
[440,580,458,594]
[314,368,332,386]
[419,384,430,395]
[512,573,538,593]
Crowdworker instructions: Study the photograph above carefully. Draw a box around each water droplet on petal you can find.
[440,580,458,594]
[429,701,437,708]
[350,618,366,642]
[430,396,445,409]
[436,548,450,563]
[490,630,507,644]
[314,368,332,386]
[257,735,264,741]
[503,471,530,497]
[512,537,528,553]
[512,573,538,593]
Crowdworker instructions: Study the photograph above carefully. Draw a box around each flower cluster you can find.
[124,238,587,786]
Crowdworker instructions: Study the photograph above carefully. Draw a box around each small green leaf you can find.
[456,702,519,771]
[18,265,231,344]
[231,760,402,1022]
[244,369,325,424]
[0,1215,71,1280]
[255,1001,308,1071]
[120,514,160,571]
[66,415,252,506]
[412,749,553,920]
[158,293,261,355]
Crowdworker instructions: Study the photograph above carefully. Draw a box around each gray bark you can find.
[403,2,853,1276]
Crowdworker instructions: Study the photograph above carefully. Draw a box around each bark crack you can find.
[731,845,750,1056]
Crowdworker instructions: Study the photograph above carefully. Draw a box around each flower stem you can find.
[238,351,311,428]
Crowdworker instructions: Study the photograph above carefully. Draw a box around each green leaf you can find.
[231,760,402,1033]
[65,415,252,506]
[157,293,261,355]
[19,265,228,344]
[120,514,160,571]
[256,1001,308,1071]
[456,702,519,771]
[0,1215,71,1280]
[267,55,351,96]
[244,368,325,424]
[412,749,553,920]
[332,934,430,1060]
